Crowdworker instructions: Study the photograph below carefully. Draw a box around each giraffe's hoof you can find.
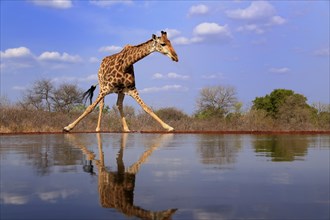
[63,126,71,132]
[166,126,174,132]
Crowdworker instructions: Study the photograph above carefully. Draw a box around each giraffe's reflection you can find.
[67,133,177,220]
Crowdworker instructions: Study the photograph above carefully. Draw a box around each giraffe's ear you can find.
[152,34,157,40]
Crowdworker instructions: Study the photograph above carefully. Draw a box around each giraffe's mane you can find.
[133,38,153,48]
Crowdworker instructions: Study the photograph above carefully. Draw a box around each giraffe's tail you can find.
[82,84,98,105]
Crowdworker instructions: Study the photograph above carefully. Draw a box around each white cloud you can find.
[313,47,329,57]
[98,45,122,53]
[1,47,35,70]
[226,1,275,20]
[89,57,99,63]
[51,76,78,83]
[237,24,265,34]
[202,74,217,79]
[90,0,133,7]
[226,1,286,34]
[0,193,29,205]
[152,72,189,80]
[0,47,32,58]
[52,74,97,83]
[31,0,72,9]
[83,74,98,82]
[38,189,78,203]
[1,47,83,71]
[168,72,189,79]
[269,15,286,25]
[172,36,202,45]
[174,22,231,45]
[193,209,227,220]
[152,73,164,79]
[202,73,224,80]
[38,51,81,63]
[236,17,285,34]
[0,62,33,70]
[269,67,290,73]
[194,22,231,36]
[12,86,27,91]
[140,85,187,93]
[188,4,209,16]
[172,37,190,45]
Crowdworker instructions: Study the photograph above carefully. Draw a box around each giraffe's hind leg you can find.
[117,93,130,132]
[127,89,174,131]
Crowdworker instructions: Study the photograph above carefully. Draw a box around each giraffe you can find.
[63,31,178,132]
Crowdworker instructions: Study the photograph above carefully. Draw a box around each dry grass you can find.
[1,105,329,133]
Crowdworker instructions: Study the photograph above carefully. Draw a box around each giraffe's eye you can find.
[160,43,166,47]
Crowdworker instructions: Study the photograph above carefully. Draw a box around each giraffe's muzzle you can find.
[169,53,179,62]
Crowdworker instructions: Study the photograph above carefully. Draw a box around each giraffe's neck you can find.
[122,39,154,67]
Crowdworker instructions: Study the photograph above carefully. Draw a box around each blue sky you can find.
[1,0,329,114]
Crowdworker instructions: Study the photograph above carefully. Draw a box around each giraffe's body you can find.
[63,31,178,132]
[98,43,147,95]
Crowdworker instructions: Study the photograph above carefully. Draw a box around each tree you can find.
[277,94,315,128]
[312,102,330,114]
[20,79,84,112]
[0,95,11,108]
[312,102,330,129]
[195,85,238,118]
[252,89,316,129]
[35,79,54,112]
[20,79,54,111]
[51,83,83,112]
[253,89,295,118]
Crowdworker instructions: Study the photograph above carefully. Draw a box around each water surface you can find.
[1,133,329,220]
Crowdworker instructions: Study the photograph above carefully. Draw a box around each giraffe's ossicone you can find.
[63,31,179,132]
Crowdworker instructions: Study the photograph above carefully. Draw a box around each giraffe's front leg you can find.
[96,98,104,132]
[116,93,130,132]
[63,94,105,132]
[127,89,174,131]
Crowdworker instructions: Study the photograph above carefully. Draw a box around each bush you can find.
[155,107,189,121]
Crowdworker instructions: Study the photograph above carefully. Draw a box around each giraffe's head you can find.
[152,31,179,62]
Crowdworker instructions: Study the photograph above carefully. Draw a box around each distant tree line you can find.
[194,85,329,130]
[0,79,329,132]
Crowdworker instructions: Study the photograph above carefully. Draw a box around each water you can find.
[0,133,329,220]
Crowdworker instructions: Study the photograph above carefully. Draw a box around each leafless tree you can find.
[0,95,11,108]
[196,85,238,118]
[20,79,83,112]
[51,83,83,112]
[312,102,330,113]
[20,79,54,111]
[35,79,54,112]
